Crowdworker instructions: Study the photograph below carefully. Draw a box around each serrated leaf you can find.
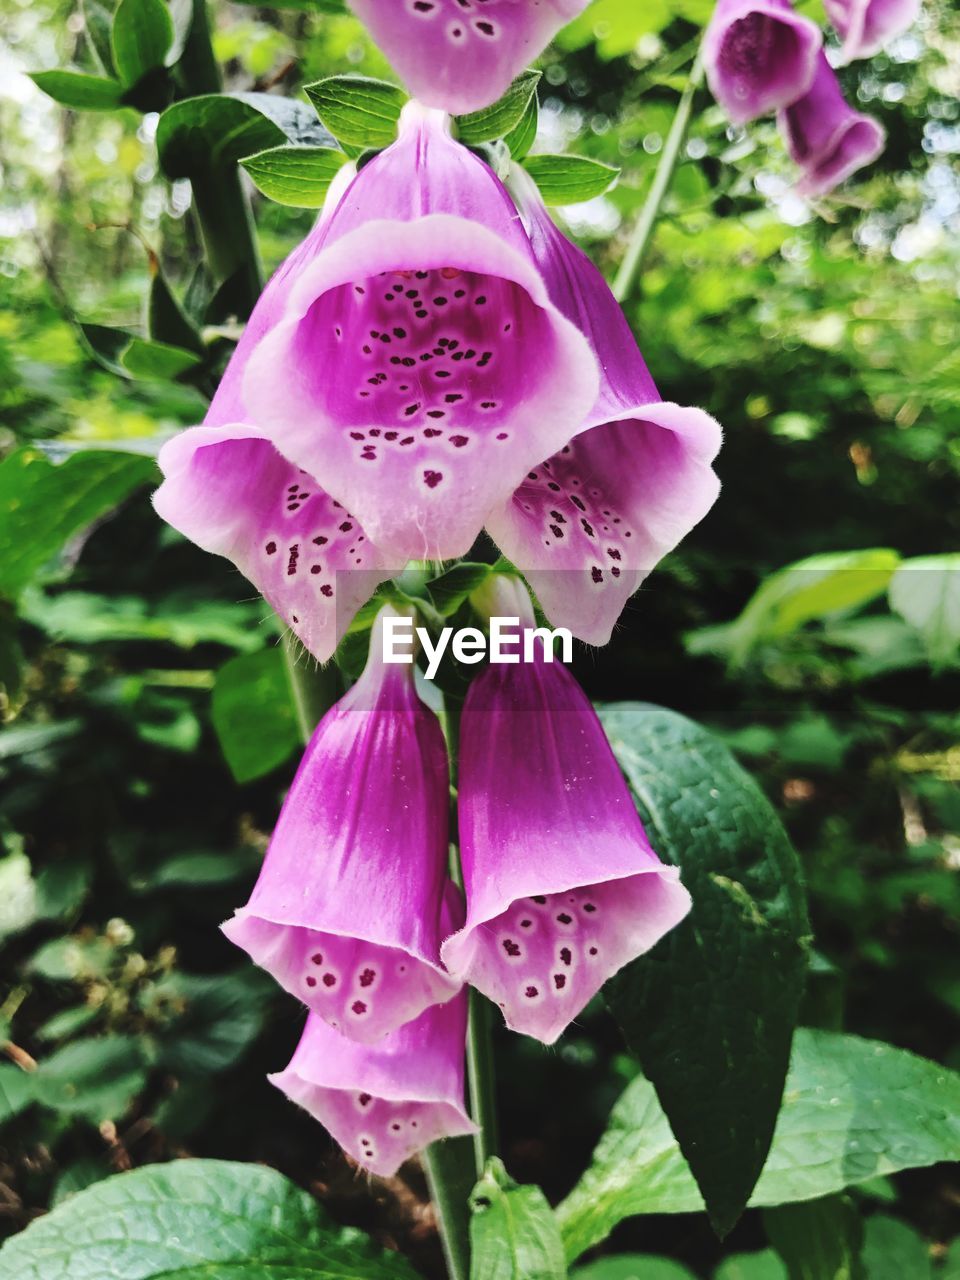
[157,93,329,179]
[304,75,406,154]
[111,0,175,87]
[241,144,348,207]
[522,154,619,204]
[888,554,960,665]
[0,449,156,601]
[211,647,301,783]
[470,1159,567,1280]
[0,1158,421,1278]
[601,703,809,1237]
[456,69,540,146]
[30,70,124,111]
[763,1196,865,1280]
[557,1030,960,1263]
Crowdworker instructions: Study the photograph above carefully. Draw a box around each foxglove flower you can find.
[778,52,885,197]
[824,0,919,63]
[223,607,461,1043]
[441,583,691,1044]
[486,171,722,647]
[154,167,394,664]
[243,102,599,564]
[703,0,822,124]
[347,0,590,115]
[271,985,475,1177]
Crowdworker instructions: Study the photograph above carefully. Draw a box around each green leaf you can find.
[427,562,494,618]
[35,1006,100,1043]
[764,1197,865,1280]
[504,91,539,161]
[121,335,203,379]
[148,272,205,354]
[241,144,349,207]
[304,75,407,155]
[860,1216,933,1280]
[715,1255,788,1280]
[111,0,174,87]
[522,154,619,204]
[150,972,271,1075]
[572,1257,698,1279]
[456,70,541,145]
[211,647,301,783]
[0,449,156,601]
[470,1158,568,1280]
[888,554,960,665]
[600,703,809,1237]
[0,1063,35,1126]
[557,1029,960,1263]
[32,1036,147,1123]
[0,1158,422,1278]
[82,0,116,74]
[157,93,329,179]
[29,70,124,111]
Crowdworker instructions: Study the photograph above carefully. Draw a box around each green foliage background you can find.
[0,0,958,1275]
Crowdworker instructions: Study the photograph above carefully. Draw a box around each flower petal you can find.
[270,991,476,1178]
[346,0,590,115]
[824,0,919,63]
[223,608,462,1042]
[703,0,822,125]
[442,642,691,1045]
[244,106,599,562]
[154,424,394,664]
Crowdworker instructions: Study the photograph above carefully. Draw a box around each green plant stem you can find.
[281,632,342,744]
[422,1138,476,1280]
[466,988,498,1170]
[613,48,704,303]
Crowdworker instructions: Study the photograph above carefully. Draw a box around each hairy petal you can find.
[442,643,691,1044]
[154,425,392,663]
[703,0,822,124]
[490,176,721,645]
[244,104,598,562]
[824,0,919,62]
[223,609,461,1042]
[778,52,885,197]
[346,0,590,115]
[270,989,475,1178]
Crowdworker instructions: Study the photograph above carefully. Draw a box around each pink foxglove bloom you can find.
[223,607,461,1043]
[486,172,722,647]
[347,0,590,115]
[441,584,691,1044]
[824,0,919,63]
[778,52,885,197]
[271,990,475,1177]
[243,103,599,564]
[154,168,394,664]
[703,0,822,124]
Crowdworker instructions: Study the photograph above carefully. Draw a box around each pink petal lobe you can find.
[825,0,919,62]
[703,0,822,124]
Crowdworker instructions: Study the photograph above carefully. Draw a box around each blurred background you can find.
[0,0,958,1275]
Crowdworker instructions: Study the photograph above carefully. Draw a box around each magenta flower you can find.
[486,172,722,647]
[155,168,395,664]
[346,0,590,115]
[825,0,919,62]
[270,993,475,1178]
[441,590,691,1044]
[243,103,599,564]
[222,607,462,1043]
[703,0,822,124]
[778,52,885,197]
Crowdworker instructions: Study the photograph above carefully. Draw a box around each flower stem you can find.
[612,47,705,303]
[422,1138,475,1280]
[281,632,342,744]
[466,988,498,1170]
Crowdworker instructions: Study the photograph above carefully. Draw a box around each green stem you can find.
[466,989,498,1171]
[422,1138,476,1280]
[612,48,705,303]
[281,631,342,744]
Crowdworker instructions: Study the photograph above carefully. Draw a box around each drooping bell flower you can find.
[271,928,475,1177]
[703,0,822,124]
[223,606,461,1043]
[441,580,691,1044]
[346,0,590,115]
[824,0,919,63]
[485,170,721,648]
[243,102,599,564]
[154,166,395,664]
[778,52,885,197]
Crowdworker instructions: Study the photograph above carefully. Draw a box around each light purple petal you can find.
[491,174,721,646]
[243,104,599,562]
[703,0,822,124]
[223,608,462,1043]
[346,0,590,114]
[270,991,476,1178]
[442,640,691,1044]
[154,425,394,664]
[824,0,919,62]
[778,52,885,197]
